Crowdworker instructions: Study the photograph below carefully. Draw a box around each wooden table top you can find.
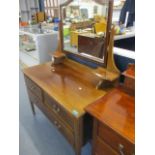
[85,88,135,144]
[23,58,109,118]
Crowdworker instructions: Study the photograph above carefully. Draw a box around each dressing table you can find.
[23,0,121,155]
[85,65,135,155]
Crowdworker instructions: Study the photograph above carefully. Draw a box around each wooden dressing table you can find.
[85,65,135,155]
[23,1,123,155]
[23,59,114,155]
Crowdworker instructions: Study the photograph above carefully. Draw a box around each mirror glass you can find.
[62,0,109,63]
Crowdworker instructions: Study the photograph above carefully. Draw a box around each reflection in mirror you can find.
[62,0,109,62]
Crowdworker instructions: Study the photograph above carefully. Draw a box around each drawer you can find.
[43,106,75,147]
[28,90,74,147]
[124,77,135,91]
[98,123,135,155]
[28,90,42,107]
[95,137,119,155]
[25,76,42,100]
[44,93,74,130]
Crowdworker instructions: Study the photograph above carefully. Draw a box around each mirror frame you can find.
[59,0,113,67]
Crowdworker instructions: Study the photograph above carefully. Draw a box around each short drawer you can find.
[44,93,74,130]
[25,76,42,100]
[95,137,119,155]
[43,106,75,147]
[98,123,135,155]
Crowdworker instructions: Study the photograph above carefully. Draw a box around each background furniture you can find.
[94,22,107,33]
[78,33,104,58]
[70,30,89,47]
[19,28,58,67]
[85,88,135,155]
[85,66,135,155]
[70,21,94,31]
[36,11,46,22]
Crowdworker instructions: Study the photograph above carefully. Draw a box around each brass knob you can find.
[56,108,60,112]
[118,144,125,155]
[31,86,35,90]
[57,124,61,129]
[54,121,57,125]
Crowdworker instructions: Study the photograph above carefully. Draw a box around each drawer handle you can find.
[54,121,58,125]
[54,121,61,129]
[57,124,61,129]
[118,144,125,155]
[56,108,60,112]
[52,105,60,113]
[31,86,35,90]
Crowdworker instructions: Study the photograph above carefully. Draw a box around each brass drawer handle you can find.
[54,121,58,125]
[118,144,125,155]
[31,86,35,90]
[54,121,61,129]
[57,124,61,129]
[56,107,60,112]
[52,105,60,113]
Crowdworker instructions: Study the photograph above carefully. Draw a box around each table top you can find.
[23,58,110,118]
[85,88,135,144]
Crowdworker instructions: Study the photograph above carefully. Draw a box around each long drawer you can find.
[27,89,75,147]
[95,137,119,155]
[97,122,135,155]
[44,92,74,131]
[43,104,75,147]
[25,76,42,100]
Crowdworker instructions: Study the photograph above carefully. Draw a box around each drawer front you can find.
[44,93,74,130]
[95,137,119,155]
[25,76,42,100]
[124,78,135,91]
[28,90,42,107]
[98,123,134,155]
[43,106,75,147]
[28,90,74,147]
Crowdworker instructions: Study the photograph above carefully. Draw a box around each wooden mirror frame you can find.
[59,0,114,67]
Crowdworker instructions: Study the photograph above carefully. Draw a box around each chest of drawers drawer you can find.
[43,105,75,147]
[25,76,42,100]
[44,93,74,131]
[95,137,119,155]
[97,122,134,155]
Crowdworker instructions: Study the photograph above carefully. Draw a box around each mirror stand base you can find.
[96,78,119,90]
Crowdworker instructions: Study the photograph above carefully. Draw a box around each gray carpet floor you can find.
[19,68,91,155]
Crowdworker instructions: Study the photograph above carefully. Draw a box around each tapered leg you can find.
[74,117,83,155]
[30,101,35,115]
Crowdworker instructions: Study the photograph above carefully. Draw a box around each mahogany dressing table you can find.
[23,1,121,155]
[23,59,112,155]
[85,65,135,155]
